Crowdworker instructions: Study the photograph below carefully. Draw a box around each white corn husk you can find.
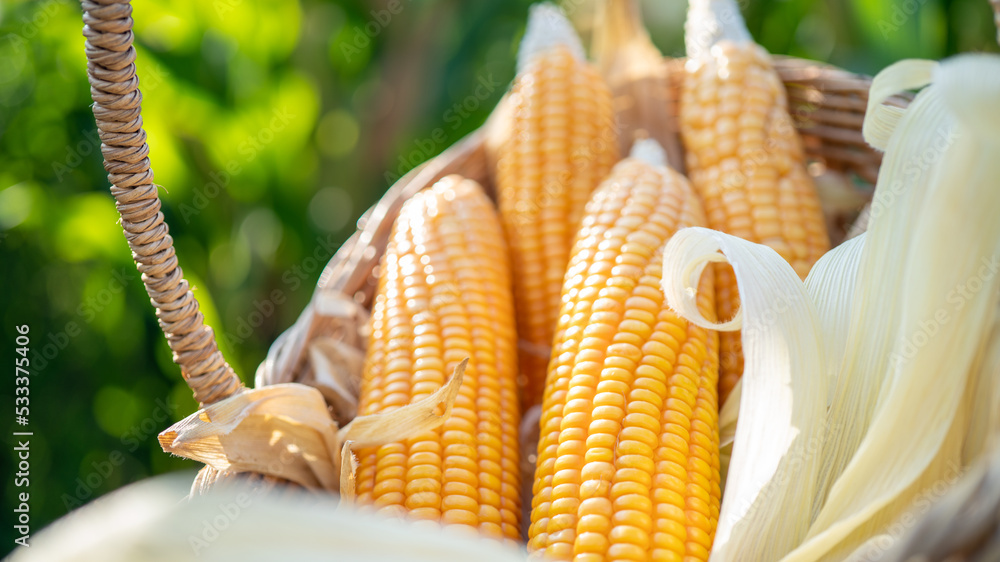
[517,3,585,74]
[662,53,1000,561]
[9,474,526,562]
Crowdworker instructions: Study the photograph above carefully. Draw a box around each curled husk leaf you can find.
[662,53,1000,561]
[159,360,466,494]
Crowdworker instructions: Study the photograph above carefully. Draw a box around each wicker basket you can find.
[81,0,1000,557]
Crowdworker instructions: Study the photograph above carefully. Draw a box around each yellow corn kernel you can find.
[680,39,830,403]
[497,5,619,409]
[355,176,522,544]
[530,143,720,562]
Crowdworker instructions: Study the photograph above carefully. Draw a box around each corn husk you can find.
[9,473,526,562]
[592,0,684,170]
[662,53,1000,561]
[159,360,466,495]
[517,3,585,72]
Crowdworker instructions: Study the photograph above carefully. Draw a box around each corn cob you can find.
[679,0,830,403]
[497,4,619,409]
[529,140,721,562]
[593,0,684,171]
[354,176,522,543]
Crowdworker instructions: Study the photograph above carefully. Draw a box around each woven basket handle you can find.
[82,0,242,405]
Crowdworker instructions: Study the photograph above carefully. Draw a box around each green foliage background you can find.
[0,0,996,552]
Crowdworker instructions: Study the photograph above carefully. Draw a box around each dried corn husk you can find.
[661,53,1000,561]
[255,291,369,427]
[159,361,466,495]
[592,0,684,170]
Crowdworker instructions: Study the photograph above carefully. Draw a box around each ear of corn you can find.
[661,54,1000,561]
[592,0,685,171]
[497,4,619,409]
[355,176,523,544]
[679,0,830,404]
[529,140,720,562]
